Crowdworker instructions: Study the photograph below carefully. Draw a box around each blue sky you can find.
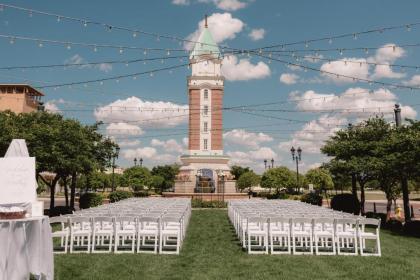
[1,0,420,173]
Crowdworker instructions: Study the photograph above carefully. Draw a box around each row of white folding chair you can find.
[51,214,187,254]
[241,216,380,256]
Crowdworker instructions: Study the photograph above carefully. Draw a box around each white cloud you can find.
[121,147,157,160]
[151,138,184,153]
[227,147,278,166]
[371,64,406,79]
[198,0,247,11]
[280,73,299,85]
[105,122,143,136]
[172,0,190,5]
[118,140,141,147]
[403,74,420,87]
[44,101,60,113]
[184,13,244,49]
[223,129,272,149]
[249,28,265,41]
[320,58,370,83]
[94,97,189,128]
[64,54,112,73]
[222,55,271,81]
[370,44,405,63]
[280,87,417,155]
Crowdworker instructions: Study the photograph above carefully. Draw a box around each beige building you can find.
[174,19,237,195]
[0,84,44,113]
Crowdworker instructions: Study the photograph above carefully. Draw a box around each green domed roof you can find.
[190,27,220,59]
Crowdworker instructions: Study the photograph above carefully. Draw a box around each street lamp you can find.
[134,158,137,166]
[111,146,120,192]
[139,158,143,167]
[291,146,302,193]
[271,158,274,169]
[264,159,267,170]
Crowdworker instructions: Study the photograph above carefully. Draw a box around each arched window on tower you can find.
[203,89,208,100]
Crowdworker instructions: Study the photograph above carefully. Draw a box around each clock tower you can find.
[174,17,236,194]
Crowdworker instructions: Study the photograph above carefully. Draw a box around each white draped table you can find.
[0,216,53,280]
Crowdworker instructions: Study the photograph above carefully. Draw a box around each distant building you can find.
[0,84,44,113]
[105,167,125,175]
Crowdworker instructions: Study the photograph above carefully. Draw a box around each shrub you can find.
[191,199,227,208]
[384,219,403,232]
[403,221,420,238]
[79,192,103,209]
[331,193,360,215]
[255,192,289,200]
[109,191,133,203]
[48,206,74,217]
[365,212,387,227]
[133,191,150,197]
[301,192,323,206]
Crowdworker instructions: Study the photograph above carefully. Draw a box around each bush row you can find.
[191,199,227,208]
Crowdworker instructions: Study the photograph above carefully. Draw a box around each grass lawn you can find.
[55,209,420,280]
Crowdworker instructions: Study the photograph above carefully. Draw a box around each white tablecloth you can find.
[0,216,53,280]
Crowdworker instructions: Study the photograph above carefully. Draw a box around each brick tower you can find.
[174,17,236,194]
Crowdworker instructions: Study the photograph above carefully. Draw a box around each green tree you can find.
[260,167,295,193]
[230,165,251,180]
[150,175,165,192]
[304,168,333,191]
[236,171,260,192]
[151,164,180,193]
[122,166,152,192]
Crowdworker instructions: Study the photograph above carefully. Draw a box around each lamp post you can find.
[139,158,143,167]
[216,170,225,202]
[111,146,120,192]
[271,158,274,169]
[264,159,267,170]
[134,158,137,166]
[291,146,302,193]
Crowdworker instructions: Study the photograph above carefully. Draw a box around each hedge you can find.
[109,191,133,203]
[331,193,360,215]
[79,192,103,209]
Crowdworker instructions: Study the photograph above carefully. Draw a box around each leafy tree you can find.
[230,165,251,180]
[260,167,295,193]
[236,171,260,192]
[150,175,165,192]
[304,168,333,191]
[121,166,152,192]
[151,164,180,193]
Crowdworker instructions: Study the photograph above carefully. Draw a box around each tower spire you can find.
[204,14,208,28]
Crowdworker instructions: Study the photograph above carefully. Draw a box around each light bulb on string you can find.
[133,76,137,80]
[143,50,147,56]
[116,79,120,83]
[93,46,98,52]
[28,11,33,17]
[156,35,160,42]
[406,25,411,31]
[9,37,15,44]
[119,48,123,54]
[339,49,343,56]
[161,59,164,64]
[353,33,357,40]
[38,41,43,48]
[328,38,332,44]
[305,42,309,48]
[364,48,369,54]
[83,21,88,27]
[150,72,154,77]
[133,32,138,38]
[143,61,147,65]
[66,44,71,50]
[392,45,396,52]
[169,70,173,74]
[100,81,104,85]
[125,62,129,67]
[167,50,170,56]
[56,16,61,22]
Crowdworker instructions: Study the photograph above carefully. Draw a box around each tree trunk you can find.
[351,174,357,200]
[386,198,392,222]
[48,177,60,210]
[401,178,411,221]
[360,182,365,215]
[63,177,69,207]
[70,172,77,210]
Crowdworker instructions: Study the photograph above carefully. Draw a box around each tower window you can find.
[204,89,208,100]
[204,122,208,132]
[203,139,208,150]
[203,105,208,116]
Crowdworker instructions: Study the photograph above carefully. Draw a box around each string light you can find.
[9,37,14,44]
[56,16,61,22]
[83,21,88,27]
[93,46,98,52]
[38,41,43,47]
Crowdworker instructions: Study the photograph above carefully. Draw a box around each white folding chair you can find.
[50,216,69,254]
[159,216,181,255]
[246,216,269,254]
[358,218,381,256]
[269,217,291,254]
[137,216,159,254]
[335,218,358,256]
[91,216,114,253]
[69,217,92,253]
[114,216,136,253]
[291,218,313,255]
[313,217,335,255]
